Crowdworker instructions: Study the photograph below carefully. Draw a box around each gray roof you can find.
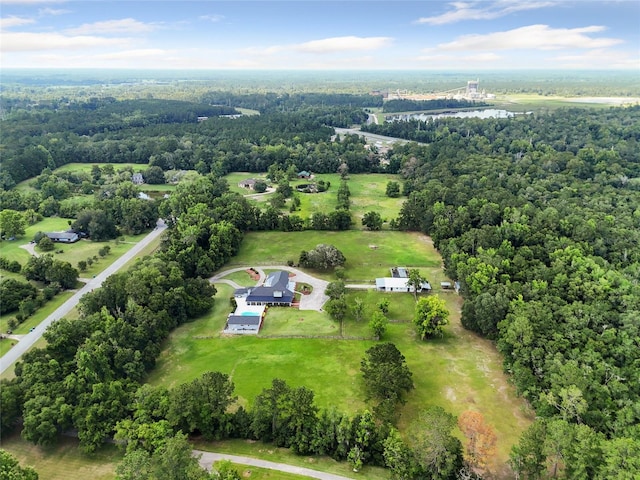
[227,315,261,326]
[46,231,78,240]
[246,270,294,304]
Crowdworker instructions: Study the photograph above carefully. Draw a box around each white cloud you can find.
[417,1,554,25]
[294,36,393,54]
[1,31,130,51]
[199,14,224,22]
[417,52,502,63]
[553,48,640,69]
[0,15,35,28]
[64,18,157,35]
[435,25,623,51]
[94,48,168,60]
[38,7,70,16]
[240,36,393,58]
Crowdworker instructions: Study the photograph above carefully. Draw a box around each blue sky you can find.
[1,1,638,70]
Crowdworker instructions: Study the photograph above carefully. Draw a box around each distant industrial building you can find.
[386,79,493,102]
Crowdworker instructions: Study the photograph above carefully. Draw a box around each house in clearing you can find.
[238,178,257,190]
[375,277,431,293]
[132,172,144,185]
[244,270,295,306]
[45,231,79,243]
[297,170,312,179]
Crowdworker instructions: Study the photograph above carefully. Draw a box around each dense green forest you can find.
[385,106,640,477]
[1,84,639,478]
[382,98,487,113]
[0,95,373,187]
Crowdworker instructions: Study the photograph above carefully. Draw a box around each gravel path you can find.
[19,242,38,256]
[196,450,355,480]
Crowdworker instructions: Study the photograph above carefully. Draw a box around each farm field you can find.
[148,230,532,476]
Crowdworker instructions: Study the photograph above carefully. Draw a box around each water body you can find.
[387,109,516,122]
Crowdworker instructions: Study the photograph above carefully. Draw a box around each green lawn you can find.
[260,307,339,337]
[222,269,260,287]
[148,283,373,413]
[224,172,272,195]
[219,463,317,480]
[0,431,120,480]
[292,173,404,227]
[230,230,440,282]
[0,217,73,265]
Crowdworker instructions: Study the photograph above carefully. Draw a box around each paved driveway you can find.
[196,450,355,480]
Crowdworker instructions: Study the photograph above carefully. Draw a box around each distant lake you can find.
[387,109,517,122]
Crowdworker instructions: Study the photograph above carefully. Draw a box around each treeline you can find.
[382,98,487,113]
[392,106,640,476]
[364,106,640,164]
[199,91,383,113]
[1,97,378,187]
[112,372,465,480]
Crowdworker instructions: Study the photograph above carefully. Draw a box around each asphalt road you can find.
[0,221,167,375]
[334,126,412,145]
[196,450,356,480]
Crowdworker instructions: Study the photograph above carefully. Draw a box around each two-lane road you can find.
[0,221,167,375]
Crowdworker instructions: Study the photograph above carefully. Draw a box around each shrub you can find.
[0,256,21,273]
[37,236,55,252]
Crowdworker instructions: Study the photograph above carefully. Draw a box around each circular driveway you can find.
[210,265,329,311]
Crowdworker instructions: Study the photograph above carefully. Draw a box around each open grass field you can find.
[149,230,532,477]
[230,230,440,282]
[493,93,639,112]
[147,282,374,413]
[0,431,120,480]
[293,173,404,226]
